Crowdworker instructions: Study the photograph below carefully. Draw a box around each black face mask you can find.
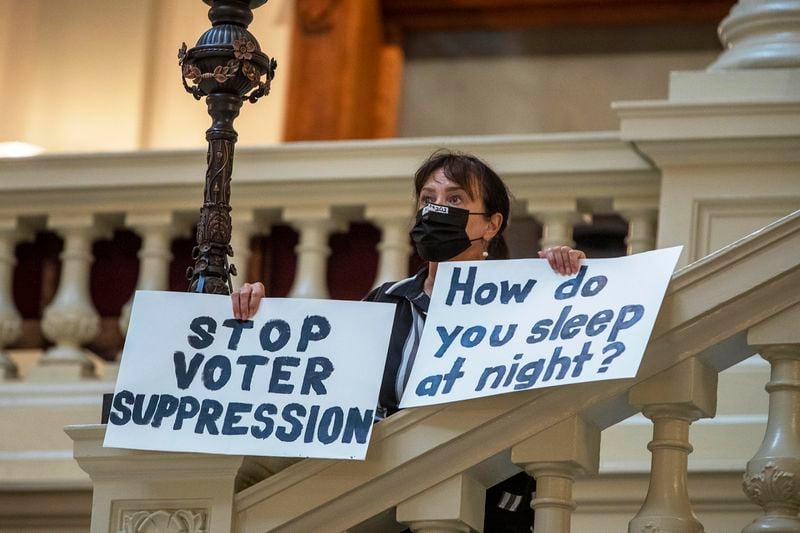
[410,203,487,262]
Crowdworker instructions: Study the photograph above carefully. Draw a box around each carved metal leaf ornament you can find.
[233,38,257,61]
[178,42,188,64]
[242,60,259,82]
[208,210,229,243]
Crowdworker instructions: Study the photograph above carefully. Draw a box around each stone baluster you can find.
[396,473,485,533]
[0,218,28,379]
[528,200,578,251]
[284,207,344,299]
[31,214,105,381]
[628,358,717,533]
[742,303,800,532]
[366,205,412,288]
[118,212,176,337]
[511,415,600,533]
[623,210,658,255]
[709,0,800,70]
[229,209,263,290]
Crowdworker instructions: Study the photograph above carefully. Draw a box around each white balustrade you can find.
[397,474,485,533]
[366,205,412,288]
[628,359,717,533]
[743,304,800,532]
[118,212,176,337]
[230,209,265,290]
[616,202,658,255]
[284,206,345,299]
[710,0,800,70]
[528,199,578,250]
[512,416,600,533]
[0,218,27,379]
[33,214,105,381]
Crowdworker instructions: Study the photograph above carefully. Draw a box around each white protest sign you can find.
[104,291,394,460]
[400,247,682,408]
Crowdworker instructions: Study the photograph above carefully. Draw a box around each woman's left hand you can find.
[538,246,585,276]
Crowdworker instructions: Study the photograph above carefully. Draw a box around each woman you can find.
[231,150,585,531]
[233,150,584,411]
[231,151,586,533]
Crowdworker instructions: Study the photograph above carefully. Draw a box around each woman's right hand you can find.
[231,282,266,320]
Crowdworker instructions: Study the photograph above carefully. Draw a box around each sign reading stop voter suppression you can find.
[400,247,682,408]
[104,291,394,460]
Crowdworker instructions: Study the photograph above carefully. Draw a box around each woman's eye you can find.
[448,196,463,205]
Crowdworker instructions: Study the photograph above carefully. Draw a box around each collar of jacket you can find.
[385,265,430,311]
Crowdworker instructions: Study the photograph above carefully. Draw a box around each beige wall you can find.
[399,26,720,136]
[0,0,293,153]
[400,51,717,136]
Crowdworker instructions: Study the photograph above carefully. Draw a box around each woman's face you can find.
[418,168,503,262]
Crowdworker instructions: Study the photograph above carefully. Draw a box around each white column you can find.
[230,209,268,291]
[0,218,28,379]
[621,209,657,255]
[396,474,485,533]
[366,205,412,288]
[744,306,800,532]
[284,207,344,299]
[118,212,175,338]
[628,359,717,533]
[109,215,174,383]
[512,416,600,533]
[528,199,578,251]
[32,214,104,381]
[709,0,800,70]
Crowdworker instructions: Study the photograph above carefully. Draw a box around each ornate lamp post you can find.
[179,0,277,295]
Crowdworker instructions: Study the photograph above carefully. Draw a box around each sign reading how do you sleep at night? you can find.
[400,247,682,408]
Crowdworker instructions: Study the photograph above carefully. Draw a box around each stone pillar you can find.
[366,205,412,288]
[32,214,104,381]
[709,0,800,70]
[528,200,578,251]
[284,207,344,299]
[0,218,27,379]
[230,209,265,291]
[618,206,658,255]
[628,359,717,533]
[118,212,175,337]
[396,473,485,533]
[511,416,600,533]
[743,304,800,532]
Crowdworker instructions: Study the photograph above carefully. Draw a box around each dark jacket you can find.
[363,268,429,417]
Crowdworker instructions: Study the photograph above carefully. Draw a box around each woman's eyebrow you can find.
[420,185,466,194]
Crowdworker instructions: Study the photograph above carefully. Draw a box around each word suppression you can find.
[109,390,372,445]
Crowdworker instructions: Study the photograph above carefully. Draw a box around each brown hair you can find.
[414,150,510,259]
